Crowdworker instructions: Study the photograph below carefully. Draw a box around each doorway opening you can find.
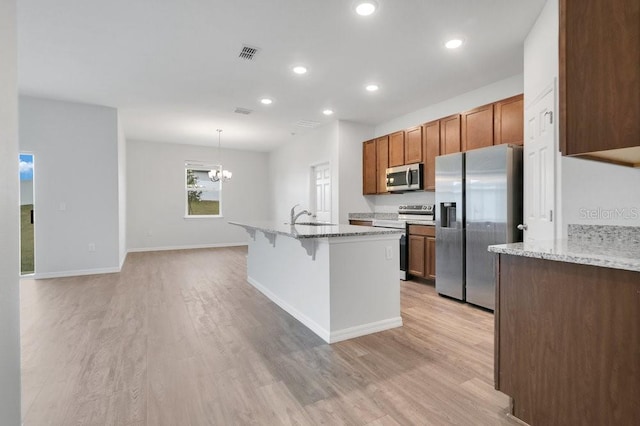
[20,153,35,275]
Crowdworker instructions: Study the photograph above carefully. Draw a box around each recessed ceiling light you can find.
[292,66,308,75]
[323,109,334,116]
[260,98,273,105]
[355,1,378,16]
[365,84,379,92]
[445,39,464,49]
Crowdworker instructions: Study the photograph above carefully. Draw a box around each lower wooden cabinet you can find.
[349,220,373,226]
[408,225,436,279]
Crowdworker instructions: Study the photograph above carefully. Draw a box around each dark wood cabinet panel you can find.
[408,235,425,277]
[404,126,423,164]
[426,237,436,279]
[362,140,377,195]
[496,254,640,425]
[440,114,461,155]
[408,225,436,280]
[388,131,405,167]
[560,0,640,165]
[422,120,440,191]
[375,136,389,194]
[461,104,494,152]
[349,220,373,226]
[494,94,524,145]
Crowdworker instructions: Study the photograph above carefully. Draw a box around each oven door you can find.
[386,163,424,192]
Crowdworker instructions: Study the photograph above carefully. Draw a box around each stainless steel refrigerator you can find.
[435,144,523,310]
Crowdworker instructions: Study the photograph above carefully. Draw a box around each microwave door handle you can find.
[406,168,411,186]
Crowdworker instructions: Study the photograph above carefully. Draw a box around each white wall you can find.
[0,0,22,423]
[19,96,121,278]
[336,121,375,222]
[127,139,270,250]
[268,122,340,222]
[268,120,379,223]
[117,112,127,266]
[562,157,640,228]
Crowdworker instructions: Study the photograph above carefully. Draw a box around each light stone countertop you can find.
[488,239,640,273]
[229,220,403,239]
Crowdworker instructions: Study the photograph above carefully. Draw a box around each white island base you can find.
[237,223,402,343]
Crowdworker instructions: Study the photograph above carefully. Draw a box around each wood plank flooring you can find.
[20,247,518,425]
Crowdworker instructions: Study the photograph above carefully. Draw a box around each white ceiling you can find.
[18,0,546,152]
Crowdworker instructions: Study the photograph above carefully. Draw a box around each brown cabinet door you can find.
[362,140,377,194]
[388,131,405,167]
[404,126,423,164]
[440,114,461,155]
[426,236,436,280]
[375,136,389,194]
[461,104,494,152]
[422,120,440,191]
[494,94,524,145]
[408,235,426,277]
[560,0,640,157]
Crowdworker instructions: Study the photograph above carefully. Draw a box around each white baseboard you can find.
[34,266,121,280]
[247,276,403,344]
[329,317,403,343]
[119,251,128,269]
[127,242,247,253]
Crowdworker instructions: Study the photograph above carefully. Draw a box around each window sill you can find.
[183,215,224,220]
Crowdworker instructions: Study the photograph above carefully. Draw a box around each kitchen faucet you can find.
[290,204,312,224]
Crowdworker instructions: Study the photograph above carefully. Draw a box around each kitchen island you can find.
[229,220,404,343]
[489,225,640,425]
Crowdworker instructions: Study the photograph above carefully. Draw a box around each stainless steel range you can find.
[372,204,434,280]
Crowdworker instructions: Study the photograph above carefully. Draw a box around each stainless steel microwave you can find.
[386,163,424,192]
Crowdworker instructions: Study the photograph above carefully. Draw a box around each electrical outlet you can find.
[88,243,96,252]
[385,246,393,260]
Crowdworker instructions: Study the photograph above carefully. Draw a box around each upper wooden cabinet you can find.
[362,140,377,195]
[494,94,524,145]
[404,126,423,164]
[375,136,389,194]
[560,0,640,167]
[461,103,494,152]
[440,114,461,155]
[422,120,440,191]
[388,131,405,167]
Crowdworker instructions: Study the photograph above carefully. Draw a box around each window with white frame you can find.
[185,162,221,217]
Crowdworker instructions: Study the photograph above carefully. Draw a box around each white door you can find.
[313,163,331,223]
[523,85,556,242]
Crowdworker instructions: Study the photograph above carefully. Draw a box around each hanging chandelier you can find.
[208,129,232,182]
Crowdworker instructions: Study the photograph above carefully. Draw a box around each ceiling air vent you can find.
[238,45,260,61]
[234,107,253,115]
[295,120,321,128]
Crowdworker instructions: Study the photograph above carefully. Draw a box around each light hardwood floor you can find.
[20,247,518,425]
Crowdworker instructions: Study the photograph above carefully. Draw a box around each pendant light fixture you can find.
[208,129,232,182]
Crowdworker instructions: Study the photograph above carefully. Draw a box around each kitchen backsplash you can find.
[371,191,436,213]
[567,224,640,249]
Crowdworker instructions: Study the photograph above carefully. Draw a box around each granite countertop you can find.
[228,220,403,239]
[488,239,640,273]
[406,220,436,226]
